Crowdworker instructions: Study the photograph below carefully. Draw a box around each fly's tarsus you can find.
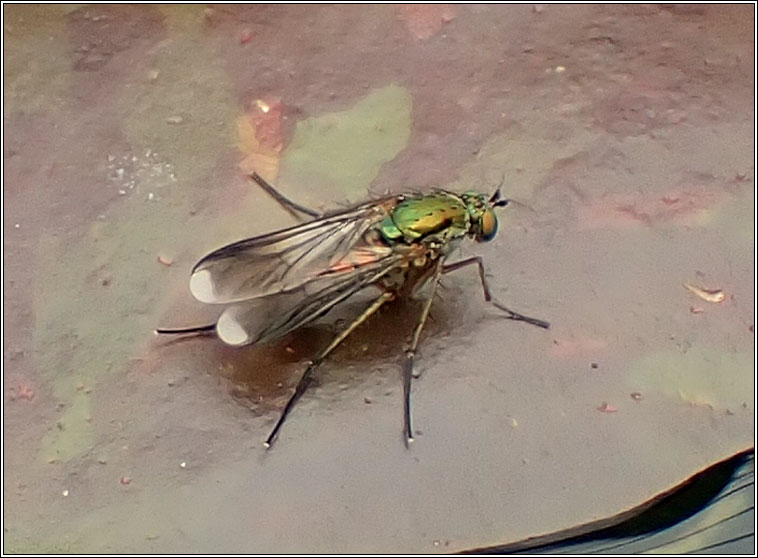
[250,172,322,220]
[443,256,550,330]
[155,324,216,336]
[265,291,395,449]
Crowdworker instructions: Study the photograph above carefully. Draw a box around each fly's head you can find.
[461,189,509,243]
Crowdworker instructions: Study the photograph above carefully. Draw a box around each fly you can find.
[157,173,550,448]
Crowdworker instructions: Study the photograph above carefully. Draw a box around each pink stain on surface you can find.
[574,185,728,230]
[396,5,457,40]
[550,335,607,358]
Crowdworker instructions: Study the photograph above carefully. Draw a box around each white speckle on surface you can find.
[62,490,69,497]
[180,462,186,469]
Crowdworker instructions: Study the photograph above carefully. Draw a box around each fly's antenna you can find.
[489,174,507,206]
[504,198,538,213]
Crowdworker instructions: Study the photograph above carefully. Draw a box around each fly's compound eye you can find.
[478,208,499,242]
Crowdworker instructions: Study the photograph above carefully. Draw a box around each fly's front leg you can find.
[265,291,395,449]
[403,258,446,447]
[443,257,550,330]
[250,172,322,221]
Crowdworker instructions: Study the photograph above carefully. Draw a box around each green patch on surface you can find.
[120,7,237,181]
[452,116,596,202]
[279,84,412,203]
[627,348,753,411]
[32,179,221,462]
[711,186,755,251]
[3,5,72,116]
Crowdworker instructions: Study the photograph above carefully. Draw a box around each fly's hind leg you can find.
[265,291,395,449]
[442,257,550,329]
[250,172,322,221]
[403,258,446,447]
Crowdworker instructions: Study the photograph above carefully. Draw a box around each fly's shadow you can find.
[154,289,469,417]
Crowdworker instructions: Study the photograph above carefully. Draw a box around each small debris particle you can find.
[97,458,107,465]
[62,490,69,497]
[690,306,704,314]
[240,29,254,44]
[107,154,115,162]
[555,65,566,73]
[147,69,159,80]
[662,196,679,205]
[157,255,173,266]
[120,476,131,485]
[17,384,35,401]
[284,346,295,354]
[433,540,441,547]
[597,402,618,413]
[167,379,175,387]
[630,392,643,402]
[533,4,544,13]
[147,192,155,201]
[101,277,111,286]
[683,282,725,303]
[590,362,599,369]
[363,396,372,404]
[201,7,217,25]
[166,115,183,124]
[180,462,186,469]
[507,417,518,428]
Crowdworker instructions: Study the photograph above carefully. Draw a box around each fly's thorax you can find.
[379,192,471,244]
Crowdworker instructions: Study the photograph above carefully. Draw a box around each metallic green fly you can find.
[157,173,550,448]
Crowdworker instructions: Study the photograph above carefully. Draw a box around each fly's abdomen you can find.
[380,193,470,243]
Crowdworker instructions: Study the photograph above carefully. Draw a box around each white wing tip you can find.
[190,269,217,303]
[216,312,251,346]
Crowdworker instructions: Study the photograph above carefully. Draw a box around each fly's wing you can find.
[215,256,402,346]
[190,197,400,304]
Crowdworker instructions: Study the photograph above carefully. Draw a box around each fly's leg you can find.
[250,172,322,220]
[155,324,216,336]
[265,291,395,449]
[403,259,446,447]
[442,257,550,330]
